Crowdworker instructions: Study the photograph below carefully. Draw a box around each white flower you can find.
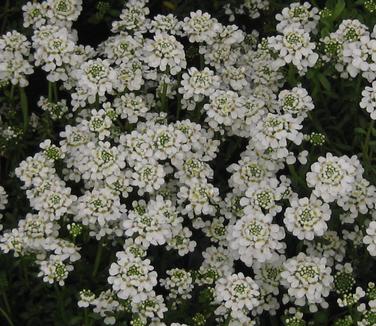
[22,1,48,28]
[40,139,65,161]
[306,153,358,203]
[0,54,34,87]
[0,186,8,210]
[278,86,314,118]
[337,177,376,217]
[203,216,227,244]
[27,180,76,221]
[335,19,369,44]
[37,97,69,120]
[113,93,150,124]
[173,157,213,183]
[148,124,188,161]
[229,0,269,20]
[183,10,220,44]
[88,109,113,140]
[108,251,158,303]
[228,211,285,266]
[17,213,58,250]
[123,196,180,247]
[0,31,34,86]
[252,113,304,154]
[360,81,376,120]
[227,157,276,192]
[281,253,333,311]
[160,268,193,300]
[75,188,126,238]
[131,291,167,322]
[116,59,144,92]
[179,67,220,101]
[0,31,31,56]
[364,221,376,256]
[72,58,117,104]
[15,153,56,188]
[149,14,182,35]
[214,273,260,319]
[37,254,74,286]
[276,2,320,34]
[241,177,284,216]
[221,66,248,91]
[201,246,234,277]
[178,179,220,218]
[253,255,285,295]
[101,33,143,65]
[284,195,331,240]
[268,24,318,72]
[203,90,245,130]
[343,35,376,81]
[78,141,126,182]
[78,289,96,308]
[91,290,120,325]
[166,227,196,256]
[0,229,26,256]
[46,0,83,24]
[33,26,76,81]
[200,43,239,70]
[131,161,166,195]
[143,33,186,75]
[305,231,346,266]
[111,0,150,34]
[104,173,132,198]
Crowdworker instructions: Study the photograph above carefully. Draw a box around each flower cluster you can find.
[0,0,376,325]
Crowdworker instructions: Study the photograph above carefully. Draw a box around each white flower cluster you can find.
[225,0,270,20]
[306,153,376,219]
[1,0,376,325]
[281,253,333,312]
[316,18,376,121]
[0,186,8,231]
[0,31,34,87]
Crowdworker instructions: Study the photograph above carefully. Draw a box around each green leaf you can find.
[333,0,346,19]
[163,1,177,10]
[355,127,367,135]
[313,310,329,325]
[318,74,331,92]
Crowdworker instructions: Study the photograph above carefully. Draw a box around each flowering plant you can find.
[1,0,376,325]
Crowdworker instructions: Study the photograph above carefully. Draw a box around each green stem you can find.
[0,307,14,326]
[54,284,66,323]
[200,54,204,70]
[269,315,279,326]
[160,82,168,112]
[223,314,231,326]
[84,308,90,326]
[48,82,53,103]
[23,263,29,288]
[0,0,10,34]
[193,102,203,122]
[176,74,182,120]
[95,95,100,108]
[19,87,29,132]
[363,120,375,163]
[288,163,307,190]
[53,83,58,102]
[92,241,104,278]
[9,84,15,102]
[1,292,11,316]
